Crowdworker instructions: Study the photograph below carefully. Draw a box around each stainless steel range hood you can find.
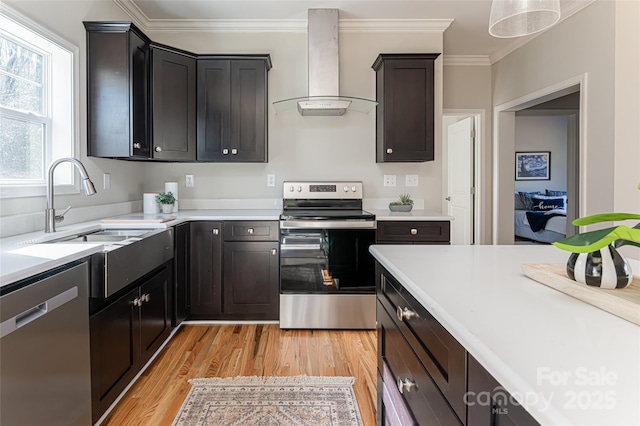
[273,9,377,116]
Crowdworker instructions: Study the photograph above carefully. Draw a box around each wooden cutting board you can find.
[522,263,640,326]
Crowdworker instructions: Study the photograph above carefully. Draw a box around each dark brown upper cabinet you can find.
[372,53,440,162]
[85,22,151,159]
[197,57,271,162]
[150,46,196,161]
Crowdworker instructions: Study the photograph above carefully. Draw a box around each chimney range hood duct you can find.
[273,9,377,116]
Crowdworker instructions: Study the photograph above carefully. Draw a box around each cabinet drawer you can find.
[223,221,278,241]
[377,301,461,425]
[377,265,466,421]
[377,221,450,244]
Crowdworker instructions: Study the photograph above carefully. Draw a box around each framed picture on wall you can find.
[515,151,550,180]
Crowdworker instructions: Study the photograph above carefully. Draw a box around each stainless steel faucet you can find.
[45,158,97,233]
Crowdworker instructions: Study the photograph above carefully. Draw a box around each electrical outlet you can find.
[103,173,110,190]
[185,174,195,187]
[383,175,396,187]
[267,174,276,187]
[406,174,419,187]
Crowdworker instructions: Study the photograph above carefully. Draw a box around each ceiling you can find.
[118,0,592,61]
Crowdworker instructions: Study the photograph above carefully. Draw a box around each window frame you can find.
[0,4,80,199]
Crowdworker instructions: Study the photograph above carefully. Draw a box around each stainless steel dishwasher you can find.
[0,259,92,426]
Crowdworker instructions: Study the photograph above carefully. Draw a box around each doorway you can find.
[493,75,586,245]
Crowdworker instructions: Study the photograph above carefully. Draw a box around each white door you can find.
[447,117,474,245]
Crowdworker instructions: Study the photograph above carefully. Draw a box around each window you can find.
[0,6,78,197]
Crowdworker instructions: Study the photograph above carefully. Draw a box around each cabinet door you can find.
[373,54,439,163]
[467,355,540,426]
[85,23,150,159]
[223,241,279,319]
[173,222,190,326]
[139,263,171,364]
[197,59,231,161]
[229,59,267,162]
[89,287,140,424]
[151,48,196,161]
[189,221,223,317]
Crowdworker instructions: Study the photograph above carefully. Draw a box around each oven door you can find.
[280,228,375,294]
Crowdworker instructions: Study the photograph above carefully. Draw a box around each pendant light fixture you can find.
[489,0,561,38]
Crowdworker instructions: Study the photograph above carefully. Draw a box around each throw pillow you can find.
[517,191,543,210]
[546,189,567,197]
[530,196,565,212]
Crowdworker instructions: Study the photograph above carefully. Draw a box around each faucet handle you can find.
[55,206,71,223]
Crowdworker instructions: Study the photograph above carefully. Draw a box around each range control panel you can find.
[283,181,364,199]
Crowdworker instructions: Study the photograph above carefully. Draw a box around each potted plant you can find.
[552,183,640,288]
[389,193,414,212]
[156,191,176,214]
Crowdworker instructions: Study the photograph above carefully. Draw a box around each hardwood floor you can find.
[101,324,377,425]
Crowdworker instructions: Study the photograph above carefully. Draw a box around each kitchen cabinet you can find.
[189,221,279,320]
[151,46,196,161]
[377,264,467,424]
[223,221,279,319]
[197,57,271,162]
[467,355,540,426]
[173,222,190,326]
[85,22,151,159]
[372,54,440,162]
[189,221,223,318]
[89,261,171,423]
[376,220,450,244]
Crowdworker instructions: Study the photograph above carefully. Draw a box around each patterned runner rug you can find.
[172,375,363,426]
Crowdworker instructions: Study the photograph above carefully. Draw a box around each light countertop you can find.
[0,209,282,288]
[367,209,453,221]
[369,244,640,425]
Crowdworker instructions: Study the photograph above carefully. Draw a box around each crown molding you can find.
[113,0,452,33]
[444,55,491,66]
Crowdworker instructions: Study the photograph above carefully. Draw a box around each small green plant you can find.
[390,193,414,206]
[155,191,176,205]
[553,183,640,253]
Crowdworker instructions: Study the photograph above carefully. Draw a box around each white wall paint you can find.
[145,31,445,210]
[514,115,568,194]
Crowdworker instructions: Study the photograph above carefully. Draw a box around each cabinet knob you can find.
[222,148,229,155]
[396,306,418,322]
[445,196,451,201]
[386,148,393,154]
[212,228,219,235]
[397,376,417,394]
[231,148,238,155]
[410,228,418,235]
[133,142,141,149]
[132,297,142,307]
[155,146,162,152]
[270,248,277,255]
[247,228,254,235]
[142,294,151,302]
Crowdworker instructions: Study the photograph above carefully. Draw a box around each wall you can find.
[143,30,445,210]
[1,1,148,236]
[514,115,568,194]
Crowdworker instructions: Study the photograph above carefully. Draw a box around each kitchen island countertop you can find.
[369,244,640,426]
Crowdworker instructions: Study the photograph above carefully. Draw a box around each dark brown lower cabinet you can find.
[189,220,279,320]
[223,241,279,319]
[467,355,540,426]
[89,262,171,423]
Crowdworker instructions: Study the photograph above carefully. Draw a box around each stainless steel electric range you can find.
[279,181,376,329]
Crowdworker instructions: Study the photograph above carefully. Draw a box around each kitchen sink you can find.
[49,229,151,243]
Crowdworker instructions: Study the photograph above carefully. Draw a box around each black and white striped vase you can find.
[566,245,633,289]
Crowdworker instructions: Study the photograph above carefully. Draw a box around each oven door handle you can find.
[280,220,376,230]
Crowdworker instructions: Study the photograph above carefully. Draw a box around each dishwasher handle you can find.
[0,286,78,339]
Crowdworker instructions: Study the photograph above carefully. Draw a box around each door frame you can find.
[492,74,587,244]
[443,109,484,245]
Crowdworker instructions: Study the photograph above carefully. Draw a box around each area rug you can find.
[172,375,363,426]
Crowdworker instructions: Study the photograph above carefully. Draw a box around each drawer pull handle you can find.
[396,306,418,322]
[397,376,417,394]
[410,228,418,235]
[247,228,254,235]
